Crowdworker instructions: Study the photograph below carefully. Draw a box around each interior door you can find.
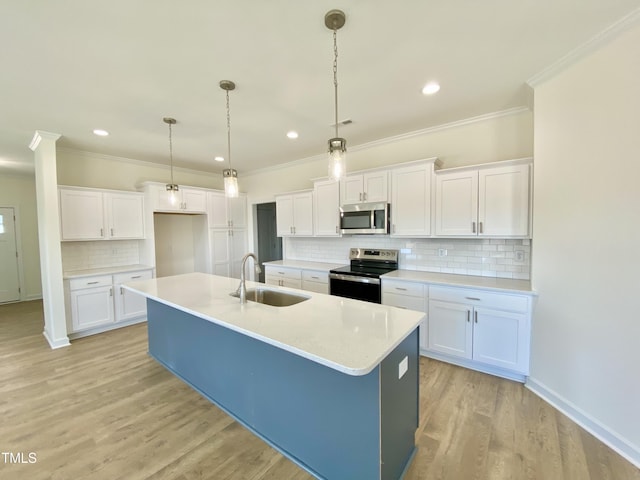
[0,207,20,303]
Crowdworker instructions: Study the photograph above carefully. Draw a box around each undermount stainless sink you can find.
[230,288,310,307]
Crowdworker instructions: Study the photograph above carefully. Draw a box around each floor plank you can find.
[1,300,638,479]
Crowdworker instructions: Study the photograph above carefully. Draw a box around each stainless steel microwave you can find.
[340,202,390,235]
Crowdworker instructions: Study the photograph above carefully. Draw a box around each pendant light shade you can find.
[163,117,179,205]
[325,9,347,181]
[220,80,239,198]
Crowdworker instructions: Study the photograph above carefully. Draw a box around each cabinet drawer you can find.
[383,292,426,312]
[113,270,153,284]
[429,285,528,312]
[302,280,329,294]
[264,266,301,280]
[381,279,425,297]
[302,270,328,284]
[69,275,113,291]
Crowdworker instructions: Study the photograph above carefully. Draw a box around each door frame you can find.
[0,205,26,303]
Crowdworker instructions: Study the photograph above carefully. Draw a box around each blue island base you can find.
[147,299,419,480]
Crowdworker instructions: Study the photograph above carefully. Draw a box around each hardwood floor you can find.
[1,300,638,480]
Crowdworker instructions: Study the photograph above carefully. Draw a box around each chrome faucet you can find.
[236,253,261,304]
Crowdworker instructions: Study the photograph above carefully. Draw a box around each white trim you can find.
[526,377,640,469]
[242,107,531,178]
[527,7,640,87]
[42,329,70,349]
[29,131,61,151]
[23,294,42,301]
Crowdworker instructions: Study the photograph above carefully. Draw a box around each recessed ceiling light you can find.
[287,131,299,139]
[214,156,224,162]
[421,82,440,95]
[93,129,109,136]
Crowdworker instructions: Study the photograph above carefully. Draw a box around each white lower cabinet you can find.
[428,285,531,378]
[381,279,428,350]
[65,268,154,338]
[264,266,302,289]
[301,270,329,294]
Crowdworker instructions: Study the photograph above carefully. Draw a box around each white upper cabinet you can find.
[207,191,247,229]
[59,187,145,241]
[340,171,388,205]
[105,192,145,239]
[149,184,207,213]
[276,191,313,237]
[435,160,531,237]
[390,162,433,237]
[313,179,340,237]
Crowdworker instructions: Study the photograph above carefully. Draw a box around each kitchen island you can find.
[123,272,424,480]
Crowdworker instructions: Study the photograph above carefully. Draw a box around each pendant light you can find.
[325,9,347,181]
[163,117,179,205]
[220,80,239,198]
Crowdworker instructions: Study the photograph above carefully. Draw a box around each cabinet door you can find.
[229,228,248,279]
[59,189,106,240]
[391,164,431,236]
[435,170,478,236]
[363,171,388,203]
[228,194,247,229]
[207,191,229,229]
[152,184,181,212]
[182,188,207,213]
[292,193,313,236]
[210,229,231,277]
[478,164,530,237]
[276,195,294,237]
[427,300,472,359]
[70,286,114,331]
[341,175,364,204]
[314,180,340,236]
[106,193,145,239]
[382,290,427,350]
[473,307,529,373]
[114,270,153,322]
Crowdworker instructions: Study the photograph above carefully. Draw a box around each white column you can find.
[29,131,69,349]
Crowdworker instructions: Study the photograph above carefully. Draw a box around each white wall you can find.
[0,173,42,299]
[530,22,640,465]
[240,108,533,201]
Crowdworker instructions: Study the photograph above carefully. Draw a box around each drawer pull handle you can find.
[395,287,407,291]
[467,310,470,322]
[87,281,99,285]
[131,275,142,279]
[310,276,319,280]
[465,297,481,301]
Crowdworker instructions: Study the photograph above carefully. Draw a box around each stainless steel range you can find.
[329,248,399,304]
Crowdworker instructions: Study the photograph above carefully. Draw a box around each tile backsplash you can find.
[61,240,141,272]
[284,237,531,280]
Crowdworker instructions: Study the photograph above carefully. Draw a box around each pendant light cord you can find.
[168,122,174,185]
[333,27,339,139]
[226,89,232,170]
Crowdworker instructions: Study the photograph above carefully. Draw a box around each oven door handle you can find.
[329,273,380,285]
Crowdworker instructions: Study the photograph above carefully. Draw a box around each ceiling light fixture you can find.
[287,131,299,139]
[422,82,441,95]
[93,129,109,136]
[325,9,347,181]
[214,156,224,162]
[163,117,179,205]
[220,80,239,198]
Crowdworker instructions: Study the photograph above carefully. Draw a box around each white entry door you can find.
[0,207,20,303]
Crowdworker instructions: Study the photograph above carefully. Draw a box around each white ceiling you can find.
[1,1,639,176]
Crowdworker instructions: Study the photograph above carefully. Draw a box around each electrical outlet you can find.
[515,250,525,262]
[438,248,447,257]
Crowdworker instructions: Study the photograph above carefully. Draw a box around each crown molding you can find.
[242,106,531,178]
[527,7,640,87]
[29,131,61,151]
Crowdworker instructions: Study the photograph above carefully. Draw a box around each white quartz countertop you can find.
[64,264,154,279]
[123,272,424,376]
[263,259,346,271]
[382,270,535,295]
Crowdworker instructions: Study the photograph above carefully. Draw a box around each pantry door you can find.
[0,207,20,303]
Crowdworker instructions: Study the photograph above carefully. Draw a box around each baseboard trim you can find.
[420,350,526,383]
[525,377,640,469]
[42,330,70,349]
[23,294,42,301]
